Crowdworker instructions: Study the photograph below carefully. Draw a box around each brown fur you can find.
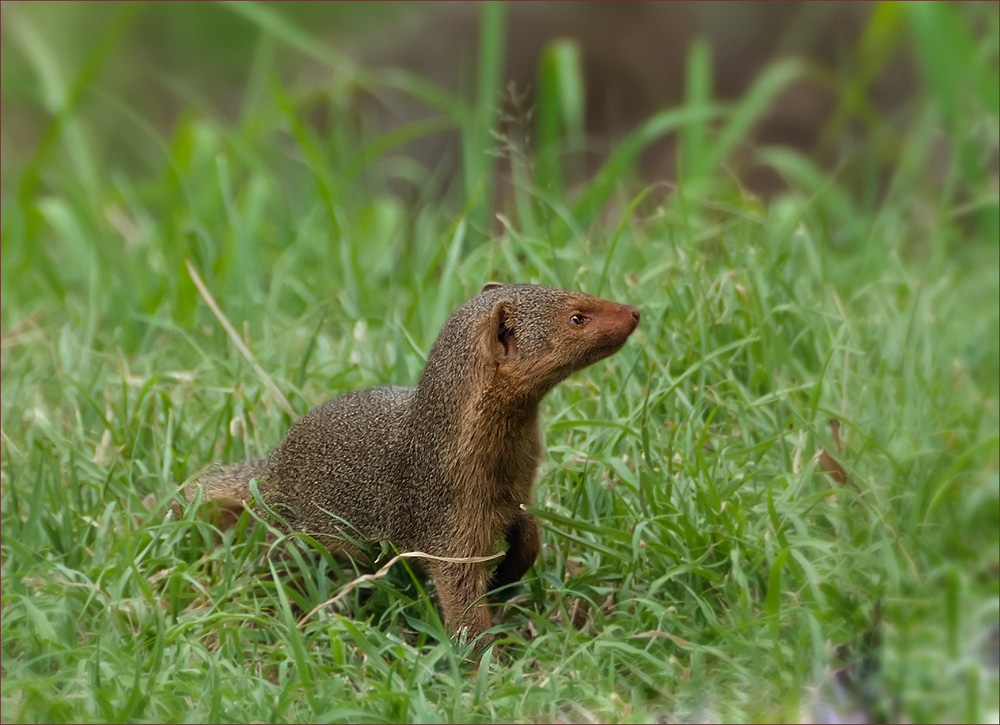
[184,283,639,647]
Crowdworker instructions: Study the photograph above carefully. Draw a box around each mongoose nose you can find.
[615,305,639,334]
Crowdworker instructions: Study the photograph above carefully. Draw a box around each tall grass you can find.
[2,2,998,722]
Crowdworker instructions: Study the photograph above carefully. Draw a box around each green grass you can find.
[2,2,998,722]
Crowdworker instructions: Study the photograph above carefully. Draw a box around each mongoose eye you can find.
[570,314,588,326]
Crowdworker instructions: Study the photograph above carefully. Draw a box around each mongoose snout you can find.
[185,282,639,650]
[589,303,640,357]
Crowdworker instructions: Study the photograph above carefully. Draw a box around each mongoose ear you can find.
[481,281,504,293]
[489,302,517,360]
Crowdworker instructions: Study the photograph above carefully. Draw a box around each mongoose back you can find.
[187,283,639,646]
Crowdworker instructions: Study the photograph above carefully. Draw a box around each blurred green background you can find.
[1,2,997,723]
[4,2,997,214]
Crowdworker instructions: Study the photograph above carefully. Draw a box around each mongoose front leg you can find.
[488,510,541,592]
[433,560,492,646]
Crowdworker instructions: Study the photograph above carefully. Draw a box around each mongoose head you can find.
[465,282,640,404]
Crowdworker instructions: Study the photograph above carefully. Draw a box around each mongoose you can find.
[185,283,639,646]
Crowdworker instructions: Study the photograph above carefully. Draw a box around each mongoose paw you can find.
[452,626,495,661]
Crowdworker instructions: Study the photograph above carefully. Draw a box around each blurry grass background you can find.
[2,2,998,722]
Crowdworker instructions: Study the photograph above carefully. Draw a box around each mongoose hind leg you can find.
[488,510,541,593]
[432,560,493,647]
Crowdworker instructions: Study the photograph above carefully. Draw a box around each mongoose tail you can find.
[178,458,266,527]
